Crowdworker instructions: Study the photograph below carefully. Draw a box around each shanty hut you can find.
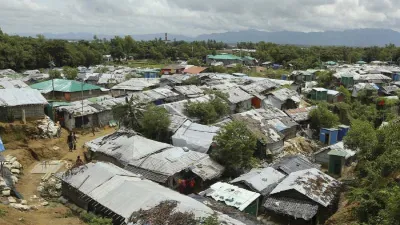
[85,130,224,189]
[264,168,341,223]
[0,89,48,121]
[201,182,261,216]
[230,167,285,200]
[61,162,217,225]
[30,79,104,101]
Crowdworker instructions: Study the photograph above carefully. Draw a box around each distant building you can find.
[206,54,243,66]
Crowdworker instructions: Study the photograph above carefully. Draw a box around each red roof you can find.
[184,66,207,74]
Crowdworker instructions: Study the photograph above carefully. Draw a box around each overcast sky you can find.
[1,0,400,36]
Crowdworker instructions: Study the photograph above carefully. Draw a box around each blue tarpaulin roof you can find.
[0,136,5,152]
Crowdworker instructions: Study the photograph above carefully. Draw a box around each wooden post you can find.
[22,109,26,124]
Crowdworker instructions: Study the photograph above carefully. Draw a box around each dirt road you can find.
[0,126,116,225]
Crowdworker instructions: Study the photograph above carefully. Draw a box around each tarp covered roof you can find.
[184,66,207,74]
[230,167,285,195]
[0,89,48,106]
[30,79,101,93]
[172,120,219,153]
[62,162,214,222]
[203,182,260,211]
[270,168,340,207]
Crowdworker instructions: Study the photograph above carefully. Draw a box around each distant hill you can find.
[17,28,400,47]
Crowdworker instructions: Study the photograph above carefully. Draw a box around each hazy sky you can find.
[1,0,400,36]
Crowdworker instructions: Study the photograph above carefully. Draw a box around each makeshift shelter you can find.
[61,162,216,224]
[30,79,103,101]
[0,89,48,121]
[172,120,219,153]
[201,182,261,216]
[230,167,285,196]
[265,88,300,110]
[271,155,320,175]
[85,130,224,188]
[111,78,160,96]
[264,168,340,223]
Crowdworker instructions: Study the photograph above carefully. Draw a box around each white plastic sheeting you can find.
[204,182,260,211]
[62,162,214,222]
[0,89,47,106]
[172,120,219,153]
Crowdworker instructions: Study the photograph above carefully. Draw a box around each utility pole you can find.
[49,60,55,100]
[81,81,84,128]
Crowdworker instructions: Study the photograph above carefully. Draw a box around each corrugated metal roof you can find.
[173,85,204,98]
[111,78,160,91]
[30,79,101,93]
[86,131,171,165]
[230,167,285,195]
[223,87,253,104]
[127,147,223,182]
[270,88,300,102]
[0,80,29,89]
[285,106,317,122]
[184,66,207,74]
[62,162,213,222]
[270,168,340,207]
[204,182,260,211]
[263,196,318,221]
[325,142,356,159]
[172,120,219,153]
[0,89,48,106]
[272,155,319,175]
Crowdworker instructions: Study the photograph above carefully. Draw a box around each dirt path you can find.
[0,126,116,225]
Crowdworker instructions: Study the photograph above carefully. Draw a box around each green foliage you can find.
[187,58,201,66]
[347,121,400,225]
[62,66,78,80]
[211,121,257,175]
[49,69,61,79]
[140,104,171,142]
[338,85,352,103]
[0,31,102,71]
[316,71,334,88]
[182,76,201,85]
[0,208,7,217]
[112,99,171,142]
[185,96,229,124]
[309,103,339,131]
[201,215,219,225]
[80,212,112,225]
[344,120,377,160]
[208,66,227,73]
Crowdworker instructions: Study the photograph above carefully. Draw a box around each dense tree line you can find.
[0,29,103,71]
[3,26,400,72]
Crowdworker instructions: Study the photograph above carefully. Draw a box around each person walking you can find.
[92,126,96,136]
[72,132,77,150]
[67,132,74,152]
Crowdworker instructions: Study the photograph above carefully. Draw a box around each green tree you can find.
[344,120,377,160]
[140,104,171,142]
[80,212,112,225]
[316,71,334,88]
[62,66,78,80]
[48,69,61,79]
[211,121,257,175]
[338,85,351,103]
[112,99,170,142]
[187,58,201,66]
[185,96,229,124]
[309,103,339,131]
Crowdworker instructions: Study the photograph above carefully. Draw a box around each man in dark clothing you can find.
[67,133,74,152]
[72,132,77,150]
